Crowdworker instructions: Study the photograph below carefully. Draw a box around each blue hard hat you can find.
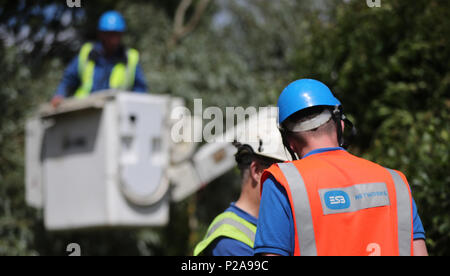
[98,11,126,32]
[277,79,341,124]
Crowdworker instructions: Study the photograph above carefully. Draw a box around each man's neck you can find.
[98,42,121,58]
[235,182,260,219]
[298,140,340,159]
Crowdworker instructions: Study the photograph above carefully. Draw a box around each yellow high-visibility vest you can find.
[193,211,256,256]
[74,42,140,99]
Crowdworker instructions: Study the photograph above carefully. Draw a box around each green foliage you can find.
[294,0,450,255]
[0,45,64,256]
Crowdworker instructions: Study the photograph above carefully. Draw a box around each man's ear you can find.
[286,134,298,155]
[249,161,263,186]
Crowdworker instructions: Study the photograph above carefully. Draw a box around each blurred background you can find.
[0,0,449,256]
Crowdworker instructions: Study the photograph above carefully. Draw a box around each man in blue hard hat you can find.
[254,79,428,256]
[51,11,148,107]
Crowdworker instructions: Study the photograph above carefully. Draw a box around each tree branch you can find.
[167,0,211,49]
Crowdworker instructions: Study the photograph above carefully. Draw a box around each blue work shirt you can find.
[54,42,148,97]
[207,202,257,256]
[254,147,426,256]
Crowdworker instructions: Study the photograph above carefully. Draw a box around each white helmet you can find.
[226,106,291,162]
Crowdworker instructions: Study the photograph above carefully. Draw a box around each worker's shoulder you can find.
[127,46,139,52]
[211,236,253,256]
[342,151,405,174]
[329,151,411,182]
[77,41,96,51]
[208,208,252,227]
[292,150,389,173]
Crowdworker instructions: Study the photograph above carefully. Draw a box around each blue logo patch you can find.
[324,190,350,210]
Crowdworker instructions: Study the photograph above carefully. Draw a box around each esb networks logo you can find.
[324,190,350,210]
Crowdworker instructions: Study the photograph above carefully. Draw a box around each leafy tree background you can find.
[0,0,448,255]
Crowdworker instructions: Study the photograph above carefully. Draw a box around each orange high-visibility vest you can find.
[261,150,413,256]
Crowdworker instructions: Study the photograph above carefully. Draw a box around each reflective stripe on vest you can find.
[387,168,413,256]
[193,211,256,256]
[273,161,413,256]
[278,162,317,256]
[74,42,95,99]
[74,43,140,99]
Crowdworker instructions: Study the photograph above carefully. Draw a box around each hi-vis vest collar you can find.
[74,42,140,99]
[261,150,414,256]
[193,211,256,256]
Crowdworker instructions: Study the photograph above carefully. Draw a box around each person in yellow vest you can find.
[193,117,291,256]
[192,143,280,256]
[51,11,148,107]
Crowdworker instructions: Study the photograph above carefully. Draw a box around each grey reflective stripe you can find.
[278,163,317,256]
[206,217,255,242]
[387,169,412,256]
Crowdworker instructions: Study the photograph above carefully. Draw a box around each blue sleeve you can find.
[132,63,148,93]
[254,176,295,256]
[412,198,426,240]
[210,237,254,256]
[55,55,80,98]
